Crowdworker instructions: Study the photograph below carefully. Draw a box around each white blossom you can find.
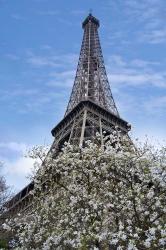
[3,133,166,249]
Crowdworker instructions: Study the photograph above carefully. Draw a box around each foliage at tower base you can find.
[0,162,13,249]
[3,133,166,250]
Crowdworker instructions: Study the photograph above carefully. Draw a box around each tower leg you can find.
[79,109,87,147]
[99,117,104,146]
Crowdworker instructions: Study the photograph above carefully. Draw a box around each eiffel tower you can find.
[4,14,130,216]
[51,14,130,151]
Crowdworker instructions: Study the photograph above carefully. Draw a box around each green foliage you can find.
[0,239,8,249]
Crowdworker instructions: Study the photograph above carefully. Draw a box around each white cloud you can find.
[0,85,66,114]
[109,72,166,88]
[106,0,166,44]
[140,29,166,44]
[106,55,166,89]
[145,95,166,112]
[40,45,52,50]
[0,142,27,154]
[26,53,78,68]
[131,59,160,68]
[49,70,75,78]
[46,79,73,88]
[47,70,75,88]
[11,14,25,20]
[27,56,59,67]
[37,10,59,16]
[1,88,39,99]
[5,53,20,61]
[0,141,35,190]
[15,91,66,114]
[3,156,35,191]
[126,0,166,44]
[104,55,166,120]
[6,157,34,175]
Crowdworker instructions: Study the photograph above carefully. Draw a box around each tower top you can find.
[65,13,119,117]
[82,13,100,29]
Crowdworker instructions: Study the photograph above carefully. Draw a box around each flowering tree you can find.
[4,134,166,249]
[0,162,10,209]
[0,162,12,249]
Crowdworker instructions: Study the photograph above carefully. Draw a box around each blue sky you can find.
[0,0,166,191]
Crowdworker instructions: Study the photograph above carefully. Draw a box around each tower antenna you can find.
[89,8,93,14]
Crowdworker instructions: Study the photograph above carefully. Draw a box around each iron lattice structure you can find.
[65,14,119,117]
[51,14,129,150]
[3,14,130,217]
